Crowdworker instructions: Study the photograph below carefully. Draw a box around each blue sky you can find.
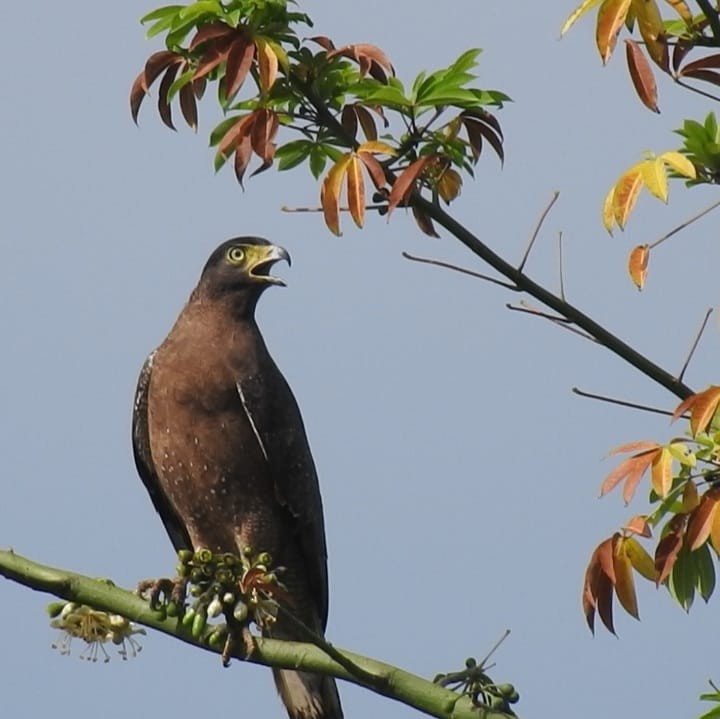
[3,2,720,718]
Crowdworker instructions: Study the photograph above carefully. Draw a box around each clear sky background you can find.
[2,2,720,718]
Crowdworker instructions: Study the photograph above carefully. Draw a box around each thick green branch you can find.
[0,549,512,719]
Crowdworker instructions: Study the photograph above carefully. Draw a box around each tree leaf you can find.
[624,515,652,537]
[357,151,387,190]
[625,536,658,580]
[233,134,253,186]
[254,36,279,92]
[633,0,668,69]
[601,444,660,503]
[612,165,643,229]
[655,514,688,585]
[681,480,700,512]
[662,0,693,25]
[710,505,720,554]
[387,155,437,217]
[178,83,198,131]
[660,151,696,178]
[628,244,650,290]
[223,35,255,100]
[672,386,720,435]
[346,155,366,228]
[321,153,353,236]
[639,157,668,201]
[687,488,720,551]
[694,541,716,602]
[625,40,659,112]
[602,186,615,233]
[437,168,463,203]
[355,105,378,141]
[613,536,639,618]
[596,0,633,64]
[561,0,605,35]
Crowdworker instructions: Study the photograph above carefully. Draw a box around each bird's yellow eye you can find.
[226,246,246,264]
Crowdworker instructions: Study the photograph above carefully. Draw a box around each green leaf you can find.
[694,542,716,602]
[209,116,245,147]
[667,545,696,611]
[146,13,178,39]
[276,139,313,171]
[309,145,328,179]
[167,69,196,103]
[698,707,720,719]
[140,5,184,24]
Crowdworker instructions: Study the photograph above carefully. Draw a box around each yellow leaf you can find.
[668,441,696,468]
[612,165,643,229]
[650,446,673,497]
[346,155,366,229]
[662,0,693,24]
[624,536,658,581]
[561,0,605,35]
[602,186,616,233]
[356,140,397,156]
[628,244,650,290]
[321,153,353,236]
[437,168,462,203]
[633,0,667,68]
[613,536,639,618]
[254,36,278,92]
[681,479,700,512]
[597,0,633,64]
[660,151,697,179]
[639,157,668,202]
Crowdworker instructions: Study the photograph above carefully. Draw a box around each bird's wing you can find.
[237,372,330,628]
[132,351,193,553]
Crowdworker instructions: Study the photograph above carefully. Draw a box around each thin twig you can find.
[477,630,511,669]
[696,0,720,42]
[678,308,714,383]
[402,252,518,291]
[674,78,720,103]
[558,231,566,302]
[281,204,386,213]
[572,387,686,418]
[506,303,598,342]
[648,198,720,249]
[518,191,560,273]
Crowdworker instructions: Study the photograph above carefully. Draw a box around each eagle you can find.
[132,237,342,719]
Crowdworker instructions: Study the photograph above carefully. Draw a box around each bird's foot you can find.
[136,576,188,615]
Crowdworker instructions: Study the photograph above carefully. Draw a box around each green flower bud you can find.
[223,592,235,604]
[465,657,476,669]
[207,597,223,618]
[257,552,272,567]
[222,553,237,567]
[242,546,254,557]
[166,601,180,618]
[207,627,227,648]
[181,608,196,628]
[189,568,204,584]
[507,690,520,704]
[192,611,207,639]
[496,684,515,697]
[177,549,194,564]
[233,601,249,622]
[176,564,190,578]
[46,601,68,618]
[196,548,213,564]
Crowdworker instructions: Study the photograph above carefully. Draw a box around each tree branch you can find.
[0,549,513,719]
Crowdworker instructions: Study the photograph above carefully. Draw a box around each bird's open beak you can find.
[249,244,291,287]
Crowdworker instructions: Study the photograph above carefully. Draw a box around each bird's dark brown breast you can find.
[146,309,288,556]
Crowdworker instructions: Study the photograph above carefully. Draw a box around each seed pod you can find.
[181,608,196,629]
[192,610,207,639]
[207,597,223,618]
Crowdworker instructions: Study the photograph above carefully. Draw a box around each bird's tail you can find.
[273,667,343,719]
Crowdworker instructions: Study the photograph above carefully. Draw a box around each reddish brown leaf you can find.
[597,536,617,584]
[462,116,504,164]
[327,43,394,81]
[655,514,688,585]
[223,36,255,100]
[194,36,233,82]
[233,134,253,187]
[687,488,720,551]
[193,77,207,100]
[461,108,503,138]
[189,23,235,52]
[130,72,148,124]
[595,570,616,634]
[357,152,387,190]
[613,535,639,619]
[346,156,366,228]
[179,84,198,131]
[130,51,183,124]
[250,108,279,172]
[387,155,437,217]
[680,68,720,87]
[218,114,255,158]
[672,386,720,435]
[157,64,181,131]
[582,542,605,633]
[340,106,359,141]
[624,515,652,538]
[355,105,378,141]
[625,41,659,112]
[672,41,692,73]
[309,36,335,51]
[411,205,440,238]
[679,53,720,75]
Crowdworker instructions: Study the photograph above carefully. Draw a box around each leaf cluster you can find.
[131,0,509,235]
[585,387,720,633]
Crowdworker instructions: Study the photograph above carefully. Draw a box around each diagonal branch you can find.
[0,549,512,719]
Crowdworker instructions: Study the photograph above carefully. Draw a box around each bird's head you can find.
[196,236,291,299]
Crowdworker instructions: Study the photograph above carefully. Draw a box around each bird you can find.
[132,237,342,719]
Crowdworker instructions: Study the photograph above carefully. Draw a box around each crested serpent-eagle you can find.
[132,237,342,719]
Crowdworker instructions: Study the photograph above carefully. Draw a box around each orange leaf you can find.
[346,155,366,229]
[255,36,278,92]
[650,446,673,497]
[613,535,639,618]
[387,156,437,217]
[601,446,660,503]
[711,505,720,554]
[583,537,616,633]
[625,536,658,580]
[609,440,661,455]
[655,514,687,585]
[596,0,633,64]
[357,152,387,191]
[672,386,720,435]
[628,244,650,290]
[687,488,720,551]
[321,154,353,236]
[625,40,659,112]
[624,515,652,537]
[612,166,643,229]
[437,168,463,203]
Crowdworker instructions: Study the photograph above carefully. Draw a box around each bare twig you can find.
[558,231,566,302]
[572,387,685,418]
[518,192,560,273]
[506,302,598,342]
[674,78,720,104]
[402,252,518,291]
[696,0,720,43]
[281,204,386,213]
[648,198,720,250]
[678,308,714,383]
